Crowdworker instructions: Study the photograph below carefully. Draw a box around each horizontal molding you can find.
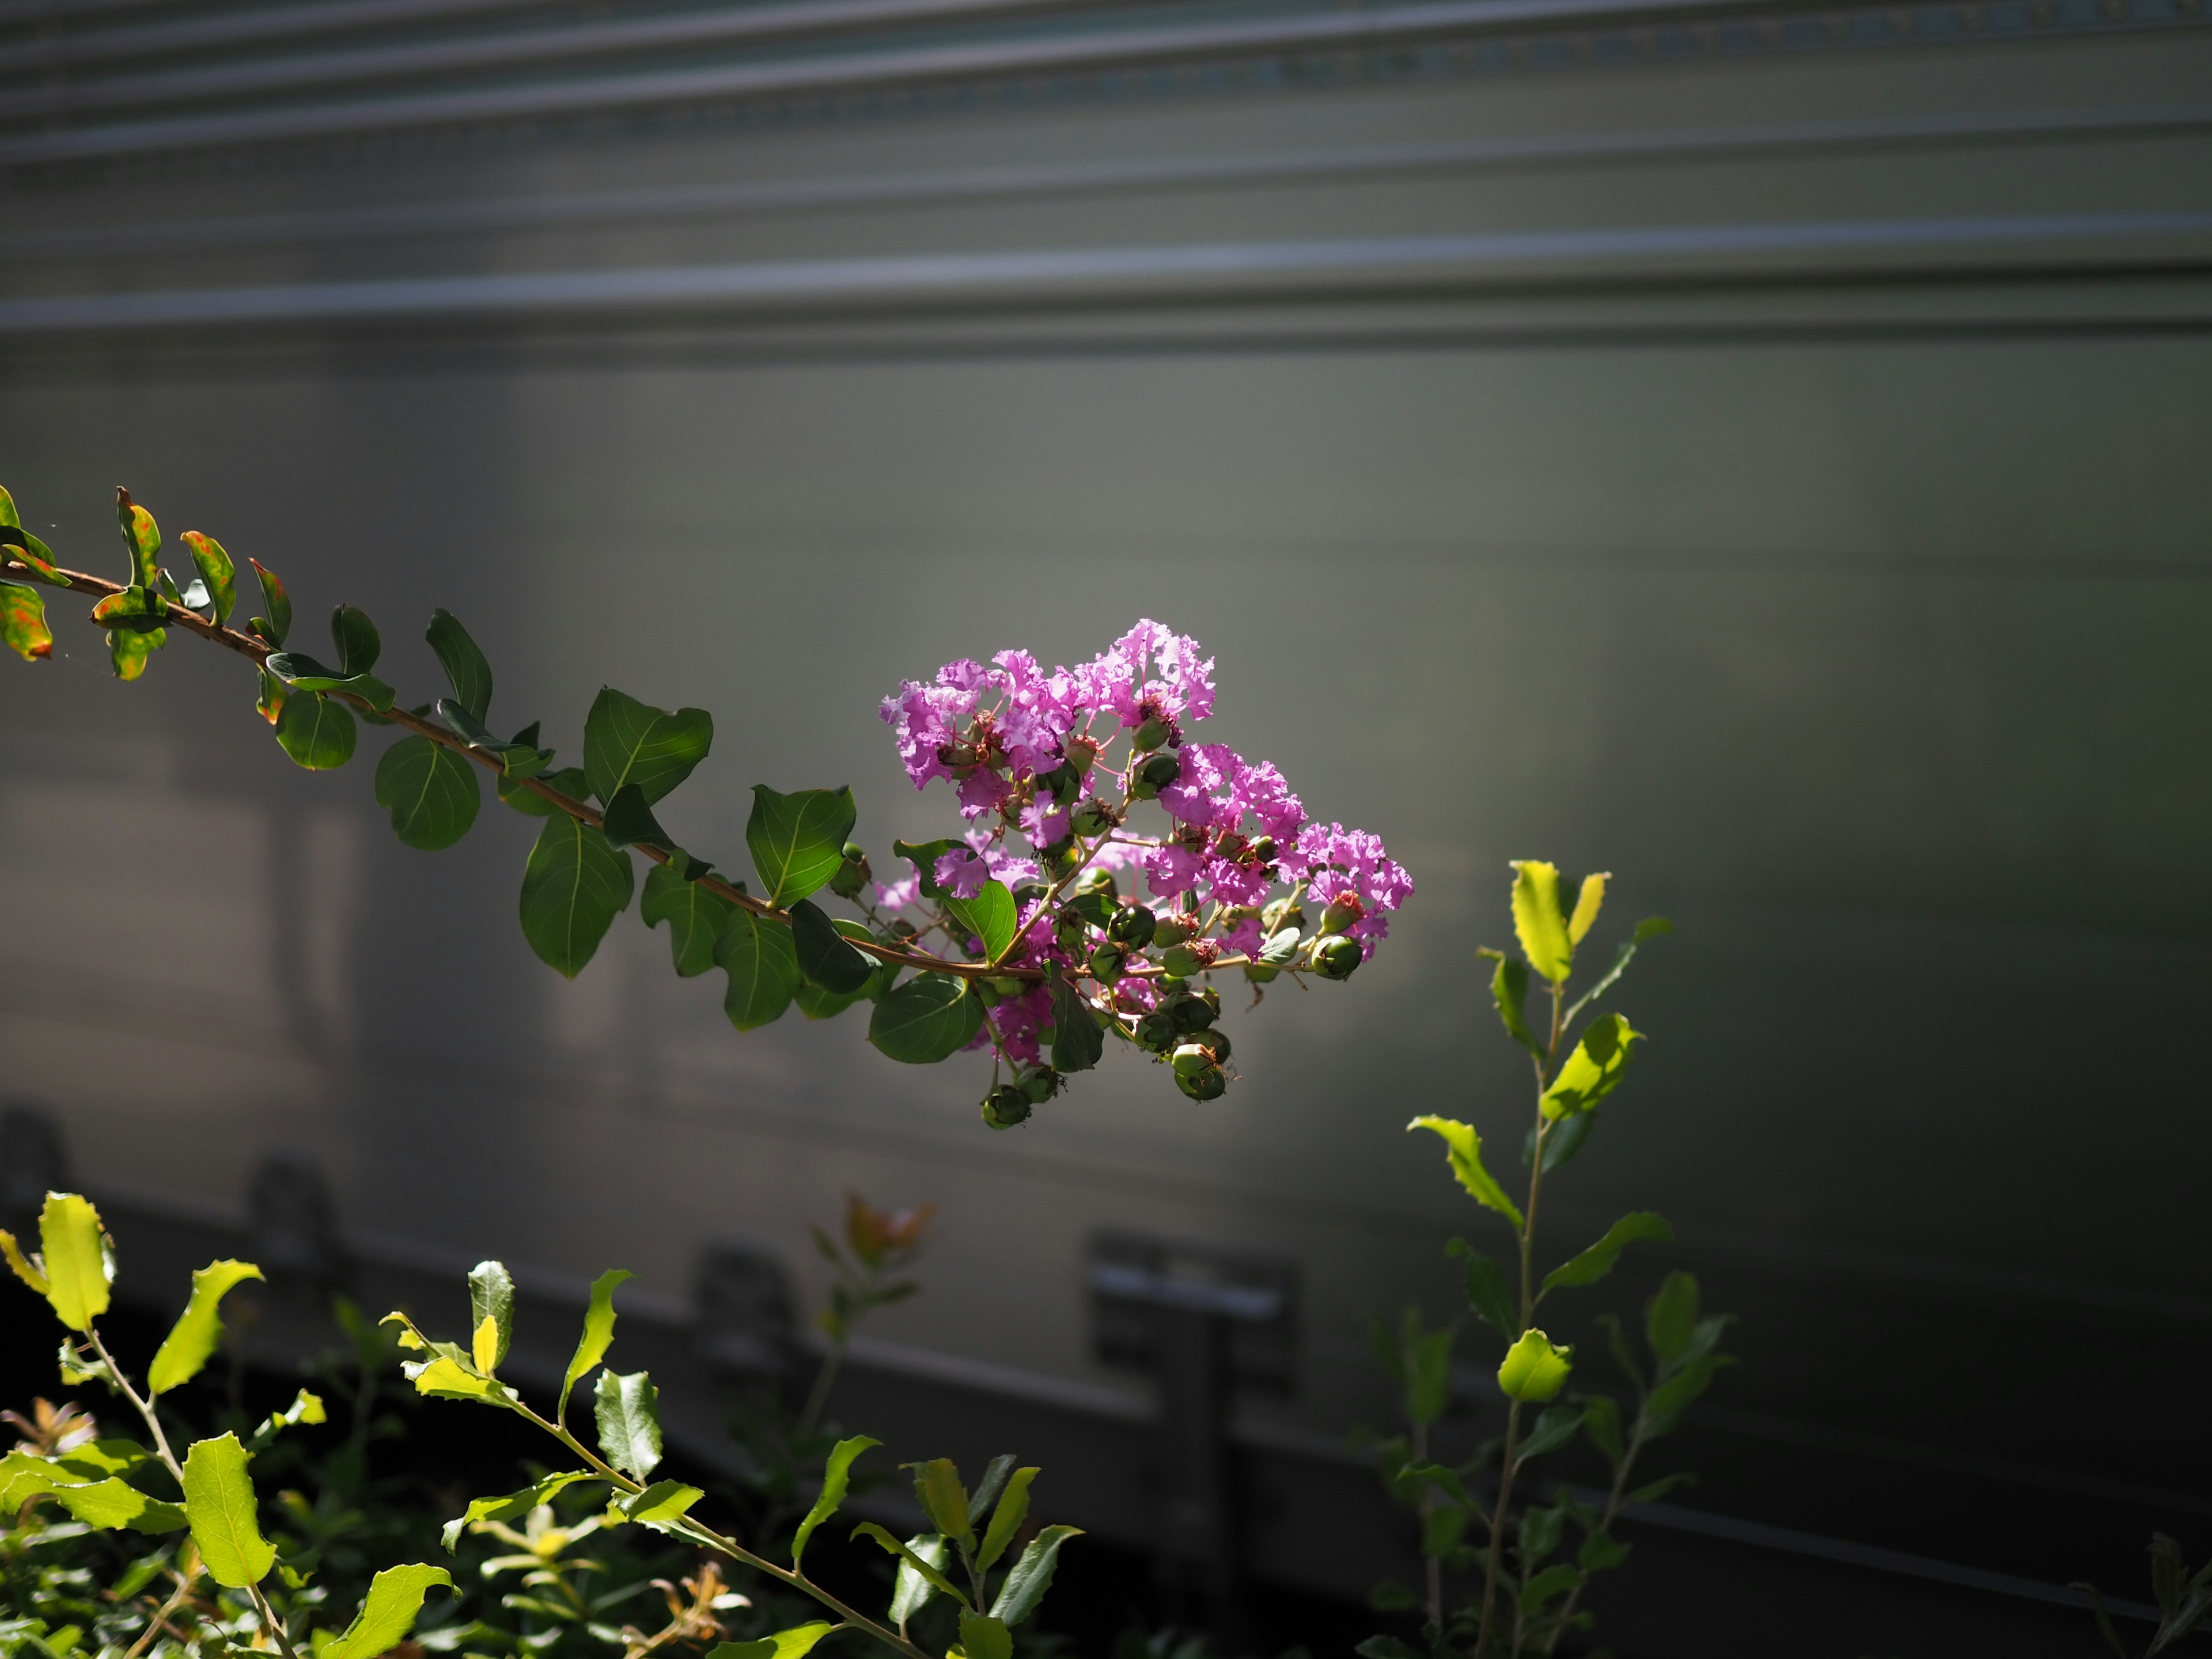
[3,209,2208,336]
[5,0,2198,169]
[0,0,556,70]
[14,100,2212,264]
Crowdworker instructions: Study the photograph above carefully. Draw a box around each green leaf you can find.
[440,1471,601,1552]
[600,783,676,855]
[1566,873,1609,946]
[467,1260,514,1372]
[1050,975,1104,1074]
[1259,926,1302,966]
[793,919,885,1019]
[501,764,588,817]
[181,1433,275,1588]
[717,910,799,1031]
[582,687,713,807]
[1643,1353,1735,1437]
[426,609,493,722]
[1484,952,1542,1056]
[1,582,52,661]
[1509,860,1572,983]
[1539,1013,1643,1121]
[116,494,160,589]
[1513,1403,1585,1465]
[988,1524,1081,1626]
[245,1388,327,1453]
[1624,1471,1697,1505]
[434,699,540,774]
[1527,1109,1599,1173]
[1566,916,1672,1025]
[851,1521,969,1609]
[331,605,380,675]
[108,620,165,680]
[790,1435,880,1570]
[263,652,395,712]
[37,1193,111,1334]
[972,1460,1019,1522]
[519,815,635,979]
[1581,1394,1624,1466]
[869,974,983,1065]
[976,1466,1037,1571]
[321,1565,454,1659]
[1407,1117,1524,1230]
[908,1457,974,1547]
[248,558,290,646]
[1541,1213,1672,1295]
[1645,1271,1700,1363]
[1518,1562,1582,1614]
[945,879,1017,963]
[745,785,857,906]
[179,532,234,627]
[1496,1329,1572,1403]
[620,1480,704,1535]
[49,1478,188,1533]
[558,1268,632,1422]
[403,1354,508,1405]
[1445,1239,1516,1336]
[593,1370,661,1482]
[148,1259,264,1395]
[887,1534,948,1624]
[704,1624,836,1659]
[374,737,482,851]
[789,899,874,994]
[274,692,359,770]
[641,865,732,979]
[891,837,963,900]
[958,1614,1013,1659]
[1579,1529,1631,1574]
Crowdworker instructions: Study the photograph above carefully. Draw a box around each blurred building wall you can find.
[1,0,2209,1584]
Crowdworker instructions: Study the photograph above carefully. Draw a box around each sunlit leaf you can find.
[849,1522,968,1609]
[1539,1013,1643,1121]
[248,558,290,647]
[320,1565,453,1659]
[977,1467,1039,1571]
[263,652,395,711]
[108,621,166,681]
[717,910,798,1031]
[705,1624,837,1659]
[1567,873,1609,946]
[274,691,358,770]
[620,1480,704,1536]
[148,1259,264,1395]
[582,687,711,807]
[1565,916,1673,1025]
[255,664,287,726]
[641,864,733,979]
[181,1433,275,1588]
[403,1354,506,1405]
[0,582,51,661]
[790,899,874,994]
[790,1435,880,1569]
[438,1471,598,1552]
[426,609,493,722]
[593,1370,661,1482]
[49,1478,188,1534]
[869,974,982,1065]
[908,1457,973,1547]
[1542,1213,1672,1295]
[987,1524,1082,1626]
[179,532,235,627]
[1509,861,1571,983]
[1407,1118,1523,1230]
[958,1615,1013,1659]
[518,816,634,978]
[746,785,857,907]
[945,880,1017,962]
[468,1260,514,1372]
[1496,1329,1573,1403]
[116,491,160,590]
[887,1533,947,1624]
[374,736,481,851]
[36,1194,111,1334]
[558,1268,633,1423]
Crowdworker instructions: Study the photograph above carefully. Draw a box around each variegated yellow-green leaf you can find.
[1,582,51,661]
[116,491,160,589]
[405,1355,506,1405]
[1497,1328,1573,1403]
[467,1260,514,1371]
[109,623,166,681]
[1567,872,1609,946]
[148,1259,264,1395]
[619,1480,704,1536]
[179,532,236,627]
[1539,1013,1643,1121]
[0,1229,48,1294]
[441,1470,600,1551]
[1509,860,1572,983]
[248,558,290,647]
[37,1194,111,1334]
[320,1563,454,1659]
[1407,1118,1523,1230]
[181,1433,275,1588]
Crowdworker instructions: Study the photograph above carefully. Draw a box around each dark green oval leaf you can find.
[641,862,733,978]
[374,736,482,851]
[987,1524,1082,1626]
[426,609,493,722]
[869,974,983,1065]
[1049,976,1103,1074]
[1445,1238,1516,1336]
[331,604,380,675]
[518,816,634,978]
[1542,1212,1672,1295]
[263,652,395,712]
[583,687,712,807]
[275,691,357,770]
[716,910,798,1031]
[501,764,589,817]
[791,899,874,994]
[945,880,1017,963]
[747,785,857,907]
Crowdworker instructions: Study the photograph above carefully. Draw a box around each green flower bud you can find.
[1260,897,1304,934]
[828,861,866,900]
[840,842,867,863]
[1018,1066,1060,1104]
[1159,943,1203,978]
[1054,913,1089,950]
[1311,934,1362,980]
[1043,838,1081,876]
[1200,1027,1230,1064]
[981,1086,1032,1130]
[1134,1012,1179,1052]
[1168,991,1218,1035]
[1132,715,1172,752]
[1089,942,1127,983]
[1136,753,1181,796]
[1173,1063,1227,1102]
[989,976,1025,998]
[1171,1042,1217,1079]
[1039,760,1081,801]
[1244,963,1279,983]
[1321,896,1364,935]
[1108,904,1157,948]
[1075,867,1118,898]
[1152,915,1194,948]
[1248,835,1276,863]
[1070,798,1118,837]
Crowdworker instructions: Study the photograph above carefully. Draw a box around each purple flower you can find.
[1085,619,1216,731]
[1220,915,1266,959]
[1139,843,1206,899]
[1159,743,1237,830]
[1290,821,1414,955]
[935,847,991,899]
[875,873,921,911]
[1231,758,1304,843]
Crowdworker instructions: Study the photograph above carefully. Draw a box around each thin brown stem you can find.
[82,1328,180,1483]
[122,1561,202,1659]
